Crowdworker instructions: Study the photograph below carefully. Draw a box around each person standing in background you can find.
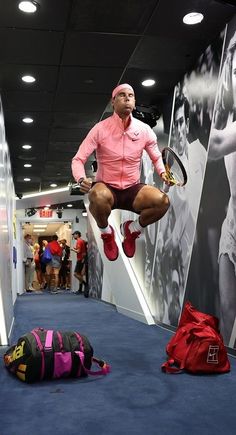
[33,242,42,290]
[45,235,62,293]
[59,239,71,290]
[71,231,87,294]
[39,239,48,290]
[23,234,34,293]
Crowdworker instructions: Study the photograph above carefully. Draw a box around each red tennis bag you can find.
[162,301,230,374]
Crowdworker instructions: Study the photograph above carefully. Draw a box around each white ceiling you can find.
[22,221,71,238]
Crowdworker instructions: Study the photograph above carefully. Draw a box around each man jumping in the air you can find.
[72,83,170,261]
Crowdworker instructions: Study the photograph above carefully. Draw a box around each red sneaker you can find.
[101,226,119,261]
[121,220,141,258]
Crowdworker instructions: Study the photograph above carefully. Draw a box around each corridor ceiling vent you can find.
[142,79,156,87]
[183,12,204,25]
[18,1,39,14]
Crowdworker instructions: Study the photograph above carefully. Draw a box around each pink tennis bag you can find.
[4,327,110,383]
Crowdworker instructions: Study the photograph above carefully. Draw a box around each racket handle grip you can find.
[163,183,170,193]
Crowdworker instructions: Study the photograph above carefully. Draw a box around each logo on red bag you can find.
[207,345,219,364]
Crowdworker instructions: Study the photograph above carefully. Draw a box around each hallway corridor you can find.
[0,293,235,435]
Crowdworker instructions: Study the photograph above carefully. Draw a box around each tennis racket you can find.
[162,147,187,192]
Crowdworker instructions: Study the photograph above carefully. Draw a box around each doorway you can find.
[17,219,74,295]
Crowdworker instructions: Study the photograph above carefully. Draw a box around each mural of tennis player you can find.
[152,91,206,325]
[208,26,236,347]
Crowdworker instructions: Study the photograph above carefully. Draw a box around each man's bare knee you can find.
[162,192,170,212]
[89,186,113,206]
[155,192,170,218]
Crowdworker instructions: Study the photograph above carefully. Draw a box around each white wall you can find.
[0,96,16,345]
[86,205,154,325]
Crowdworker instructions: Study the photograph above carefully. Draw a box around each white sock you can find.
[128,219,143,233]
[99,225,112,234]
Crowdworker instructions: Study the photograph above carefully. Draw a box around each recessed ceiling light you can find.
[22,75,36,83]
[22,144,32,150]
[24,178,31,181]
[50,183,57,188]
[45,204,51,207]
[183,12,204,25]
[142,79,156,87]
[18,1,38,13]
[34,224,47,228]
[24,163,32,167]
[67,204,73,208]
[22,117,34,124]
[33,229,45,233]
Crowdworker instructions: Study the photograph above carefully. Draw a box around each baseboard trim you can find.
[116,305,155,325]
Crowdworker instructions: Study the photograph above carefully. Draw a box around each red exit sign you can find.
[39,209,53,218]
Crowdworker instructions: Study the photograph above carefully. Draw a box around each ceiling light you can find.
[82,210,87,217]
[34,224,47,228]
[67,204,73,208]
[22,117,34,124]
[22,75,36,83]
[18,1,38,13]
[142,79,156,87]
[183,12,204,25]
[33,229,45,233]
[45,204,51,207]
[50,183,57,188]
[24,163,32,168]
[24,178,31,181]
[16,186,69,200]
[22,144,32,150]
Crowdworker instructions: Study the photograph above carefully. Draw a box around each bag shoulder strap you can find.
[161,359,183,374]
[74,331,110,376]
[77,353,111,376]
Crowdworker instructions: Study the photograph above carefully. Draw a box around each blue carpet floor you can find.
[0,292,236,435]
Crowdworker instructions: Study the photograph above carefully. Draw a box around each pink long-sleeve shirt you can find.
[72,112,165,190]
